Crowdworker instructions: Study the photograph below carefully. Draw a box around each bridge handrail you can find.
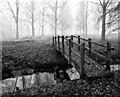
[72,35,114,50]
[53,35,114,78]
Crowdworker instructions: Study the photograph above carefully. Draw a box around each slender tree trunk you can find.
[62,14,64,35]
[42,25,44,35]
[41,4,45,36]
[83,16,84,35]
[16,0,19,39]
[32,14,34,37]
[83,2,85,35]
[101,1,106,40]
[16,20,19,39]
[61,3,64,36]
[32,22,34,37]
[62,24,64,35]
[85,1,88,35]
[54,0,58,36]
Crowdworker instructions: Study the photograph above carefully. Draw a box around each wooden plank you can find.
[71,49,81,58]
[64,54,81,76]
[85,47,106,59]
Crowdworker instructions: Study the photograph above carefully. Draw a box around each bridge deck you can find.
[59,44,105,77]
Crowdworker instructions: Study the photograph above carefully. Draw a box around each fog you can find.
[0,0,118,40]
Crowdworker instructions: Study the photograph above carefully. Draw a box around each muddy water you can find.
[1,72,56,94]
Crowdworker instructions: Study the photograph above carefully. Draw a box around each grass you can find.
[2,37,71,80]
[2,36,120,97]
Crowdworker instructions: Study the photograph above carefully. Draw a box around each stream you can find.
[1,67,80,95]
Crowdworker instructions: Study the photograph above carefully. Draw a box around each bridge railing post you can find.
[55,36,57,49]
[80,43,86,79]
[71,35,73,47]
[53,36,54,46]
[88,38,92,55]
[62,36,65,55]
[58,35,60,51]
[106,42,111,70]
[68,39,71,64]
[78,35,80,51]
[66,36,68,46]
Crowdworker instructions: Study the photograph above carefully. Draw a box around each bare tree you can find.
[58,2,72,35]
[60,2,66,35]
[89,3,101,35]
[46,0,62,36]
[107,1,120,55]
[76,1,85,35]
[85,0,88,35]
[7,0,19,39]
[39,1,47,36]
[25,0,38,37]
[54,0,58,36]
[99,0,113,40]
[90,0,114,40]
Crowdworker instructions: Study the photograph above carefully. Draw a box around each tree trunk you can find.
[16,0,19,39]
[32,22,34,37]
[42,25,44,36]
[101,2,106,40]
[62,24,64,36]
[41,5,45,36]
[16,20,19,39]
[32,14,34,37]
[83,16,84,35]
[85,1,88,35]
[54,0,58,36]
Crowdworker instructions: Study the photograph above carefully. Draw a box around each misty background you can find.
[0,0,119,41]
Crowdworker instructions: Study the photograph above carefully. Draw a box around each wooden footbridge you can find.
[52,35,114,79]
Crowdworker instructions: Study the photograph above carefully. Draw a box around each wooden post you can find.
[106,42,111,70]
[58,35,60,51]
[78,35,80,51]
[53,36,54,46]
[55,36,57,49]
[68,39,71,64]
[66,36,68,46]
[80,43,86,79]
[71,35,73,47]
[62,36,65,55]
[88,38,92,55]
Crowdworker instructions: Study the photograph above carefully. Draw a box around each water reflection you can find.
[1,72,56,94]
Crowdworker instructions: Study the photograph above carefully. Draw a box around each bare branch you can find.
[89,1,100,5]
[106,0,112,8]
[7,0,16,20]
[99,0,103,7]
[20,19,31,23]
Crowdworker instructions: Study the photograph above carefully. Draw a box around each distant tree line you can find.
[6,0,72,39]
